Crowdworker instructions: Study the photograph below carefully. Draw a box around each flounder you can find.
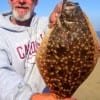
[36,0,99,99]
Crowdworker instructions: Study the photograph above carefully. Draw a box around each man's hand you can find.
[63,98,77,100]
[31,93,77,100]
[31,93,57,100]
[49,2,62,28]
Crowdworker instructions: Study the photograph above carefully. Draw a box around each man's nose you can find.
[19,0,26,3]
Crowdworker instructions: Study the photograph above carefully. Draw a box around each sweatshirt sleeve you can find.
[0,37,33,100]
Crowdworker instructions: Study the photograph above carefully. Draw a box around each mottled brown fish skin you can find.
[36,1,99,99]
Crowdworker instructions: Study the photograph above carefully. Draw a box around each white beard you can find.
[12,9,32,22]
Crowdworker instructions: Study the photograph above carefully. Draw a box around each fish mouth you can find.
[65,2,79,11]
[62,2,79,16]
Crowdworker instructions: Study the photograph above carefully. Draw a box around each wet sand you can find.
[73,57,100,100]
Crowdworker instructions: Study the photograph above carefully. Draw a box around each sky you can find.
[0,0,100,31]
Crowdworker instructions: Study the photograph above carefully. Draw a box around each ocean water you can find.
[97,31,100,39]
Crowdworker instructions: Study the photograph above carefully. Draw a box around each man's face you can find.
[9,0,37,21]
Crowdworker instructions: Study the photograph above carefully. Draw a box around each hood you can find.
[0,12,39,33]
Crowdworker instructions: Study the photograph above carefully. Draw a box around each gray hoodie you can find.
[0,12,49,100]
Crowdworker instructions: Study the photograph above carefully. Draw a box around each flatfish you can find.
[36,0,99,99]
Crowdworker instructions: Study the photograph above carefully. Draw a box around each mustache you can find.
[15,4,30,8]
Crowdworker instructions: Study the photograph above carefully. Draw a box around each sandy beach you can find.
[73,57,100,100]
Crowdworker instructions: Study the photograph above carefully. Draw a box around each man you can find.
[0,0,77,100]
